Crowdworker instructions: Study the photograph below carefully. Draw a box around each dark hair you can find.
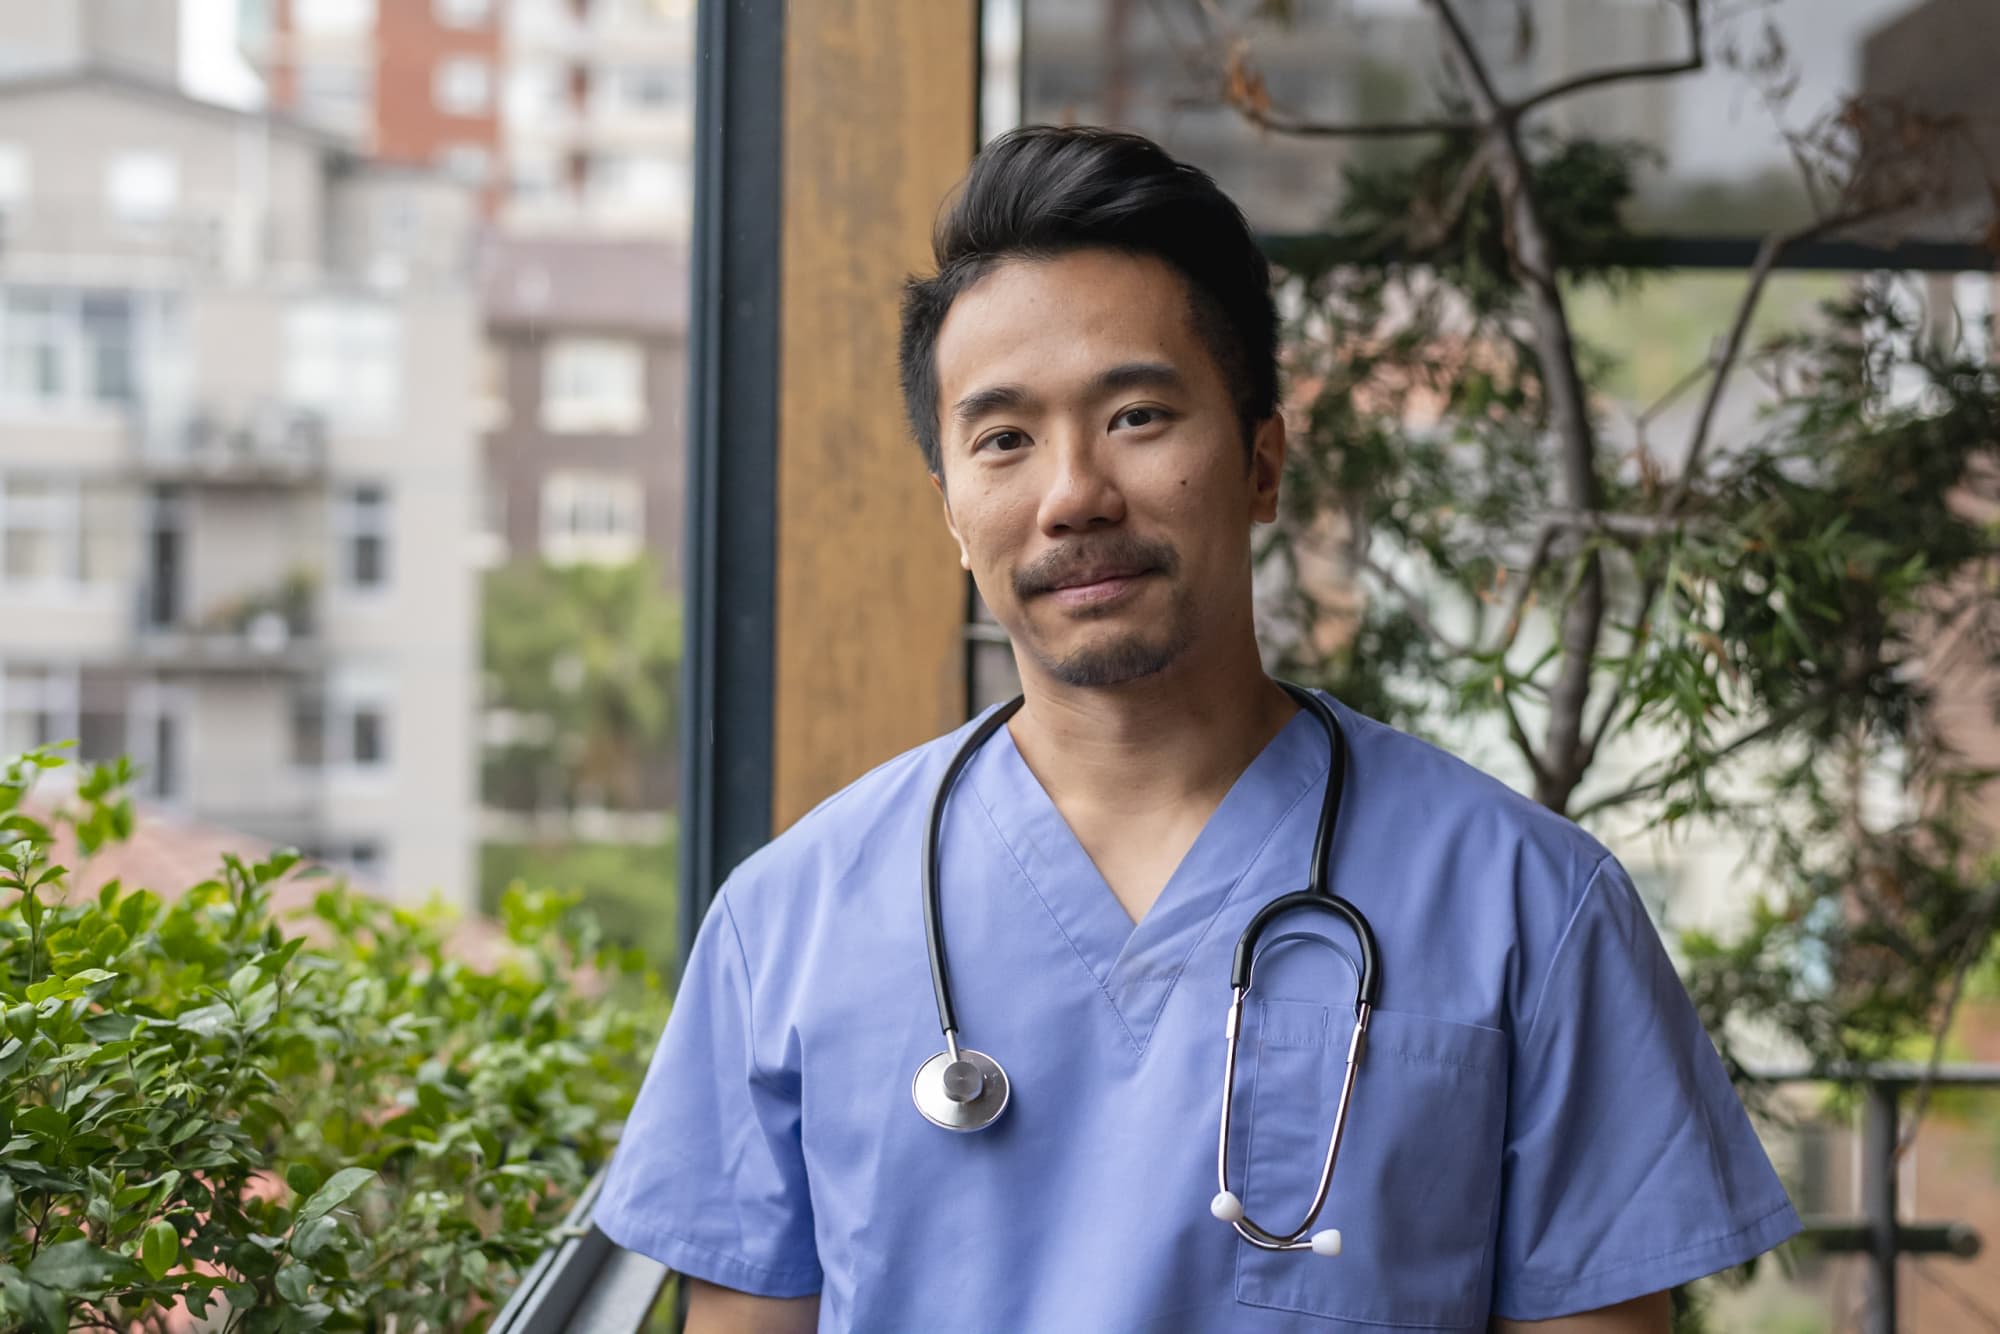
[898,125,1280,475]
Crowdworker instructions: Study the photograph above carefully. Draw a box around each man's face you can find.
[930,248,1283,690]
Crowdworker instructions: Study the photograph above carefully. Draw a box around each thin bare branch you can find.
[1513,0,1705,120]
[1229,104,1479,139]
[1583,572,1666,761]
[1893,881,2000,1163]
[1494,521,1560,655]
[1498,684,1553,790]
[1359,551,1473,657]
[1666,200,1909,514]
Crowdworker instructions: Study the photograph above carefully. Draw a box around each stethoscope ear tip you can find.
[1310,1229,1342,1258]
[1210,1190,1245,1223]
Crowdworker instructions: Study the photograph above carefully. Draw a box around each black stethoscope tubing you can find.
[921,681,1379,1041]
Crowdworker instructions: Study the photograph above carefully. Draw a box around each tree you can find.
[481,559,682,814]
[1175,0,2000,1121]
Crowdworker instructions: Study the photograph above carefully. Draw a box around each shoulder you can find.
[1324,694,1616,942]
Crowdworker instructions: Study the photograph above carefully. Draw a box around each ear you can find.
[931,470,972,571]
[1248,413,1285,526]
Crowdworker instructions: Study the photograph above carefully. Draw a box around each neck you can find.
[1007,637,1296,817]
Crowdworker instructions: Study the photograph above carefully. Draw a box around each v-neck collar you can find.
[962,700,1330,1054]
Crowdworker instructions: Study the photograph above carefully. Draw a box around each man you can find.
[595,126,1800,1332]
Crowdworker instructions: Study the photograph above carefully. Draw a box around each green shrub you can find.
[0,747,667,1332]
[478,838,678,983]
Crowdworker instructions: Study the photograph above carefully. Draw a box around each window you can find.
[434,56,493,116]
[295,672,392,772]
[297,62,372,126]
[604,64,684,111]
[0,665,74,760]
[0,287,146,412]
[587,153,687,215]
[283,299,402,428]
[540,336,645,433]
[505,62,564,124]
[294,0,375,34]
[352,706,387,765]
[335,483,392,589]
[540,469,644,564]
[0,475,118,590]
[435,0,492,25]
[105,152,178,223]
[438,143,493,186]
[0,145,28,211]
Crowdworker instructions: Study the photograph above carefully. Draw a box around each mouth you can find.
[1042,567,1155,608]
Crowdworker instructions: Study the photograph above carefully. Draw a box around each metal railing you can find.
[492,1062,2000,1334]
[1752,1062,1999,1334]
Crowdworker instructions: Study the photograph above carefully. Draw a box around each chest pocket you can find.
[1232,1000,1507,1329]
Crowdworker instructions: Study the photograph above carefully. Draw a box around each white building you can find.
[0,4,480,906]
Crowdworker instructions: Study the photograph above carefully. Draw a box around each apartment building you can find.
[239,0,694,237]
[0,11,480,906]
[477,235,686,580]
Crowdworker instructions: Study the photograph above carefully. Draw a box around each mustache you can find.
[1012,535,1180,600]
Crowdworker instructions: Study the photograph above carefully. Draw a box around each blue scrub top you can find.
[596,694,1800,1331]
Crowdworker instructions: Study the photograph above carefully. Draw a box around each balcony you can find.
[134,402,330,486]
[133,569,326,674]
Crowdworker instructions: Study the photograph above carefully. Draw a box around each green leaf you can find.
[141,1219,180,1280]
[294,1167,376,1225]
[24,1238,135,1291]
[284,1162,322,1198]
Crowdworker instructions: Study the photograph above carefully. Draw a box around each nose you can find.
[1035,431,1125,536]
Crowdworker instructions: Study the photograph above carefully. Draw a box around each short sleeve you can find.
[1491,855,1801,1320]
[593,894,823,1298]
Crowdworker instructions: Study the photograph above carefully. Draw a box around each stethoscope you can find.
[910,680,1379,1258]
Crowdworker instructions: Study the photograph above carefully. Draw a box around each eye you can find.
[976,429,1028,454]
[1113,405,1172,431]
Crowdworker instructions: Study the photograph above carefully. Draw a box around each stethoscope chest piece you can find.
[912,1046,1010,1131]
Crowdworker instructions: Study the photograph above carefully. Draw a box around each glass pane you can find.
[1022,0,1995,242]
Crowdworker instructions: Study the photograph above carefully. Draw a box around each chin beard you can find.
[1039,626,1191,688]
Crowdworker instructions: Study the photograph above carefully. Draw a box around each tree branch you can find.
[1512,0,1705,120]
[1571,690,1835,823]
[1360,551,1473,657]
[1425,0,1609,810]
[1665,200,1911,514]
[1227,103,1479,139]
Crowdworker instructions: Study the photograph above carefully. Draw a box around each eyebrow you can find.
[948,361,1186,433]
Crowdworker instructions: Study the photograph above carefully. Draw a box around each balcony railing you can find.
[492,1063,2000,1334]
[134,402,329,485]
[133,576,324,673]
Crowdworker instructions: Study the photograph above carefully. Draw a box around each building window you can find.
[540,336,645,433]
[540,469,643,565]
[439,143,493,186]
[335,483,392,589]
[0,145,29,212]
[291,687,326,767]
[0,664,75,760]
[0,287,145,412]
[587,152,688,217]
[297,62,372,128]
[105,151,179,223]
[294,0,375,35]
[294,674,391,773]
[603,64,684,111]
[283,299,402,428]
[435,0,492,25]
[434,56,493,117]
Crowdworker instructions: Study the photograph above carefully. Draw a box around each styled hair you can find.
[898,125,1280,475]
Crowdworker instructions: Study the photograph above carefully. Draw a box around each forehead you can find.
[932,250,1218,414]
